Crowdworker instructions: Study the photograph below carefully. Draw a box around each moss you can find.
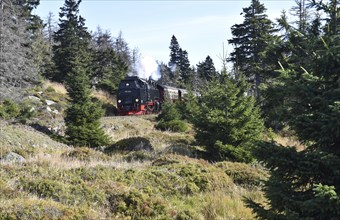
[215,161,268,188]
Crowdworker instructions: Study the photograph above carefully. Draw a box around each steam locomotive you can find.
[117,76,187,115]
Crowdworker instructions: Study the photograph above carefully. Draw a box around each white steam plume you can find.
[131,56,161,80]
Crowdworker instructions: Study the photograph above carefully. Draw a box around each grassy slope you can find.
[0,81,267,219]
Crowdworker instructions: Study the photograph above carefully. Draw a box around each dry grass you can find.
[274,135,306,151]
[91,89,116,105]
[43,80,68,95]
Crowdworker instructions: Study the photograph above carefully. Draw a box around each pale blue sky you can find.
[34,0,297,69]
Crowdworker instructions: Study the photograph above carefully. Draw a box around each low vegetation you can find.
[0,115,267,219]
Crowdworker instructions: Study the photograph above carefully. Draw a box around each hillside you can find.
[0,114,267,219]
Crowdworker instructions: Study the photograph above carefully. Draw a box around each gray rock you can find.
[45,99,56,106]
[0,152,26,163]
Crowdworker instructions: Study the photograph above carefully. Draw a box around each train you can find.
[117,76,188,115]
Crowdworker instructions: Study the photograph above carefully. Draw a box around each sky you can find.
[33,0,297,70]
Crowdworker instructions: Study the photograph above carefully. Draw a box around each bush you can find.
[61,147,110,161]
[0,99,20,119]
[20,178,106,207]
[156,119,188,132]
[157,101,181,121]
[212,141,254,163]
[0,199,99,220]
[0,99,36,123]
[105,137,153,154]
[107,188,171,219]
[215,161,268,188]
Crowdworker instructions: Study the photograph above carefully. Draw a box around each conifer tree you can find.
[193,74,264,162]
[53,0,91,83]
[228,0,277,99]
[0,0,39,101]
[248,1,340,218]
[55,0,109,147]
[196,56,218,82]
[91,28,128,93]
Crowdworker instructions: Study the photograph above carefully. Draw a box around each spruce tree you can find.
[91,28,128,93]
[0,0,39,101]
[228,0,277,99]
[55,0,109,147]
[53,0,91,83]
[193,74,264,162]
[248,1,340,218]
[196,56,218,83]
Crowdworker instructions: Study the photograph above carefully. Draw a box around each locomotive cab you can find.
[117,76,160,115]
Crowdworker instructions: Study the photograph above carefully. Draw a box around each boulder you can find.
[0,152,26,163]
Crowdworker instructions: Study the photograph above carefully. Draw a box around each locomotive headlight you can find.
[135,99,139,102]
[118,100,122,103]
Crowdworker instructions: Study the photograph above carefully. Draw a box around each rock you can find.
[46,106,52,112]
[45,99,56,106]
[0,152,26,163]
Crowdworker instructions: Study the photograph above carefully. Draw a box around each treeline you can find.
[0,0,339,218]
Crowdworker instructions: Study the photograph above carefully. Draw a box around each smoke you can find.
[131,56,161,80]
[169,63,177,73]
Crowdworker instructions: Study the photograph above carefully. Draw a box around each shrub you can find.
[19,178,106,207]
[212,141,254,163]
[157,101,181,121]
[0,99,20,120]
[0,199,99,220]
[156,119,188,132]
[105,137,153,154]
[215,161,268,188]
[61,147,110,161]
[0,99,36,123]
[107,188,171,219]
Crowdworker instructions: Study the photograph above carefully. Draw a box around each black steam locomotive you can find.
[117,76,187,115]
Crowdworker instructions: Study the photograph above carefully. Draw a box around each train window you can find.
[138,81,145,88]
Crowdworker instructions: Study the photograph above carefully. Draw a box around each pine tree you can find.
[228,0,277,99]
[248,1,340,218]
[54,0,109,147]
[193,74,264,162]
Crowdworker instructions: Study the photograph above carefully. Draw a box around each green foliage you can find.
[0,99,20,119]
[196,55,217,82]
[91,29,128,93]
[213,141,254,163]
[157,101,181,121]
[0,99,36,123]
[248,2,340,218]
[156,101,188,132]
[193,74,264,162]
[216,161,268,188]
[107,188,171,219]
[0,199,99,220]
[20,177,107,207]
[228,0,278,98]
